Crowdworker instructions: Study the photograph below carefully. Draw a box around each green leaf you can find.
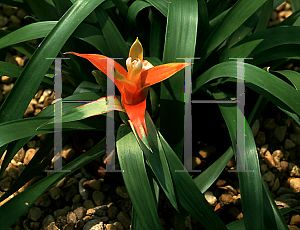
[274,70,300,91]
[161,0,198,158]
[117,124,162,230]
[290,0,300,12]
[158,132,228,229]
[25,0,59,20]
[193,62,300,118]
[144,0,168,17]
[0,0,106,126]
[254,0,273,33]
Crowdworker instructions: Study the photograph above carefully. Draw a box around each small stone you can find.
[215,179,226,187]
[219,193,233,207]
[261,164,268,174]
[264,152,275,169]
[16,9,27,19]
[7,163,18,180]
[23,148,36,165]
[48,187,63,200]
[256,131,266,146]
[293,121,300,135]
[83,219,104,230]
[116,186,129,199]
[264,118,276,130]
[72,194,81,204]
[83,179,101,191]
[233,194,241,206]
[73,207,86,220]
[285,2,291,10]
[290,178,300,193]
[114,222,124,230]
[271,11,278,21]
[184,216,193,230]
[119,199,132,213]
[274,126,287,142]
[24,103,35,116]
[288,225,300,230]
[106,224,117,230]
[55,177,66,188]
[94,205,108,217]
[272,178,280,192]
[290,134,300,145]
[62,145,77,161]
[285,139,296,150]
[199,146,216,158]
[228,207,243,220]
[260,144,268,158]
[290,214,300,227]
[28,207,42,221]
[42,215,56,229]
[13,148,25,162]
[281,161,289,172]
[93,190,105,206]
[67,212,77,224]
[204,191,217,206]
[2,83,13,94]
[107,203,119,220]
[263,171,275,183]
[30,222,40,229]
[277,187,293,196]
[117,211,131,229]
[54,206,71,219]
[83,200,95,210]
[283,10,292,18]
[290,164,300,177]
[251,119,260,136]
[34,194,51,207]
[191,156,201,170]
[84,138,94,149]
[0,177,11,191]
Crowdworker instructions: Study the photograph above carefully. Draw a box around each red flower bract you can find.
[66,38,190,139]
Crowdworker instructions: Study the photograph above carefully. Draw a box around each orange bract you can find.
[66,38,190,139]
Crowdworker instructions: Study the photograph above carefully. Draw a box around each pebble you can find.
[274,126,287,142]
[219,193,233,207]
[290,134,300,145]
[228,207,243,220]
[0,176,11,191]
[117,211,131,229]
[72,194,82,204]
[54,206,71,219]
[263,171,275,183]
[23,148,36,165]
[79,178,88,200]
[114,222,124,230]
[83,219,104,230]
[62,145,77,161]
[48,187,63,200]
[93,190,105,206]
[290,214,300,227]
[191,156,201,170]
[34,194,51,207]
[264,118,276,130]
[204,191,217,206]
[271,178,280,192]
[293,121,300,135]
[261,164,268,174]
[119,199,132,212]
[290,178,300,193]
[270,11,278,21]
[67,212,77,224]
[251,119,260,136]
[107,203,119,220]
[42,215,56,229]
[27,140,36,149]
[227,156,236,168]
[27,207,42,221]
[289,225,300,230]
[281,161,289,172]
[106,224,117,230]
[264,151,275,169]
[285,139,296,150]
[73,207,86,220]
[116,186,129,199]
[259,144,268,158]
[290,164,300,177]
[46,222,59,230]
[199,146,216,158]
[83,179,101,191]
[7,163,18,180]
[215,179,226,187]
[94,205,108,217]
[256,131,266,146]
[233,194,241,206]
[0,15,8,27]
[83,200,95,210]
[30,222,40,229]
[276,2,285,11]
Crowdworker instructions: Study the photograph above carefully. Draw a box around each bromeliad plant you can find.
[0,0,300,229]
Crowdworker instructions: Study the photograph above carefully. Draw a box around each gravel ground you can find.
[1,1,300,230]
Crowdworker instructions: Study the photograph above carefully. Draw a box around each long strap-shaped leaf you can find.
[161,0,198,158]
[117,124,162,230]
[0,0,105,124]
